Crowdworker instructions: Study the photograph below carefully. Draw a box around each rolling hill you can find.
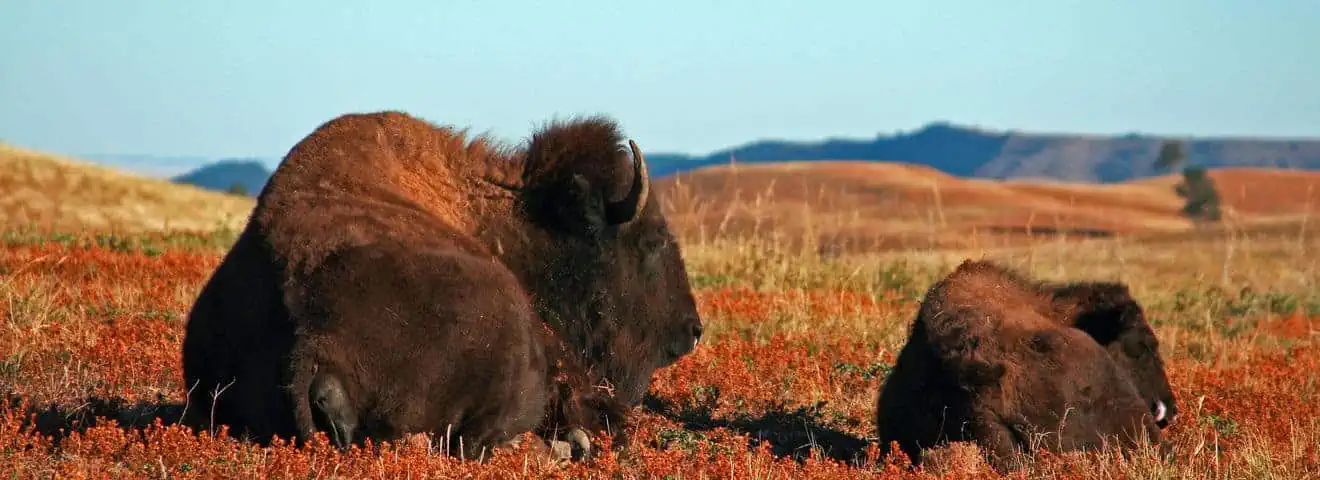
[86,122,1320,189]
[0,143,256,233]
[646,122,1320,182]
[6,141,1319,254]
[171,159,273,197]
[654,161,1320,253]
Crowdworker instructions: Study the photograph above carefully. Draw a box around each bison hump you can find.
[920,307,1009,388]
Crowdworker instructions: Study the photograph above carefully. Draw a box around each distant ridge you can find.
[644,122,1320,182]
[85,121,1320,185]
[171,159,273,196]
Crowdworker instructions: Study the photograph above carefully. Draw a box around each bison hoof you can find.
[548,439,574,461]
[567,428,592,461]
[545,429,593,462]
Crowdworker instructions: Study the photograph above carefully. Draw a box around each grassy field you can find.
[0,143,254,234]
[2,146,1319,477]
[2,222,1318,478]
[657,161,1320,253]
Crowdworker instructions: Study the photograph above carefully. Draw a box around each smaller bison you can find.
[874,260,1173,471]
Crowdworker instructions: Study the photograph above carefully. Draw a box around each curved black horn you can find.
[604,139,650,225]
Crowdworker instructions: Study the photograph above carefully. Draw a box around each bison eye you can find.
[1122,334,1154,358]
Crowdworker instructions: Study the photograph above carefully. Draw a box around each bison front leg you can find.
[309,373,358,450]
[967,416,1032,473]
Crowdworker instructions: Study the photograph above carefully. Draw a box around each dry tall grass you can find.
[1,153,1318,477]
[656,161,1320,254]
[0,143,255,233]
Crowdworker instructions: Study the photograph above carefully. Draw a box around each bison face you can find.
[1062,285,1178,429]
[615,208,704,364]
[523,135,704,407]
[591,141,703,406]
[1112,320,1177,428]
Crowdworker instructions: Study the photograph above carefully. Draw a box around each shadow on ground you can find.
[3,393,186,443]
[641,393,874,465]
[6,391,876,465]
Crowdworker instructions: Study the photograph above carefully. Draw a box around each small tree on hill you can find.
[226,182,248,196]
[1175,166,1222,223]
[1153,140,1222,225]
[1154,141,1186,171]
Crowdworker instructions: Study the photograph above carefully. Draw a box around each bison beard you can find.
[180,111,702,459]
[874,260,1171,471]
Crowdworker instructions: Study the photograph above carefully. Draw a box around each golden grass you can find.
[0,143,255,234]
[656,161,1320,254]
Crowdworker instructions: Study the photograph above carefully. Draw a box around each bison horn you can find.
[604,139,650,225]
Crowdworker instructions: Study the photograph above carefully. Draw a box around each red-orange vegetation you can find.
[1170,342,1320,452]
[3,241,1319,477]
[650,334,887,423]
[0,243,220,284]
[695,287,906,324]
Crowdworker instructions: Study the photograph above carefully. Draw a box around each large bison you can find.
[874,260,1171,471]
[179,111,704,458]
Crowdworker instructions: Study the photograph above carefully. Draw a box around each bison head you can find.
[1053,282,1178,428]
[512,118,704,408]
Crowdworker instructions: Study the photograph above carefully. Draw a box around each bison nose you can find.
[662,317,702,363]
[1153,400,1173,428]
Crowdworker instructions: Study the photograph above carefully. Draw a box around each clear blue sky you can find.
[1,0,1316,159]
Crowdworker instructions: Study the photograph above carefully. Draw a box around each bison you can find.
[1046,281,1177,428]
[874,260,1171,471]
[179,111,704,458]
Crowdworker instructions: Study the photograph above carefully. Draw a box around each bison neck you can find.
[473,216,616,374]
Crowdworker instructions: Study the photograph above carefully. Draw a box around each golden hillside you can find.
[655,161,1320,253]
[0,143,256,234]
[6,142,1318,253]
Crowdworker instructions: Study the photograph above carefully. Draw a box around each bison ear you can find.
[1053,283,1140,346]
[550,173,609,239]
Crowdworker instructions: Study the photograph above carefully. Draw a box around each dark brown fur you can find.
[1046,281,1177,428]
[874,260,1166,471]
[180,111,702,457]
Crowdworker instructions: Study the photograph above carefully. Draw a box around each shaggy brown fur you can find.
[874,260,1166,471]
[1046,281,1177,428]
[180,111,702,457]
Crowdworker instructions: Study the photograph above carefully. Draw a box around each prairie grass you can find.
[0,143,255,234]
[0,218,1317,478]
[1,156,1318,477]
